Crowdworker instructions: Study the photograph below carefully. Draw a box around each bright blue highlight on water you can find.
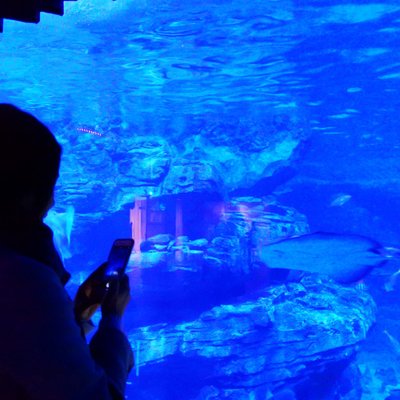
[1,1,400,399]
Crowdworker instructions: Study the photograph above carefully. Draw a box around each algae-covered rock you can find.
[161,159,223,195]
[129,278,376,400]
[206,196,309,270]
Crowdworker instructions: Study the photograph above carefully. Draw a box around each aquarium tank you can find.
[0,0,400,399]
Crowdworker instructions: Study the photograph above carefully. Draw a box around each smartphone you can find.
[104,239,134,279]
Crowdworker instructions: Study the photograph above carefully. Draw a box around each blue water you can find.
[1,1,400,399]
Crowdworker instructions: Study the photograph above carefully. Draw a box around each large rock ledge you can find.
[129,278,376,400]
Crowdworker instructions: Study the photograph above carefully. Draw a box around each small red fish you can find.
[77,127,103,137]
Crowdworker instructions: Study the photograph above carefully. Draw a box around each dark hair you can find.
[0,104,62,218]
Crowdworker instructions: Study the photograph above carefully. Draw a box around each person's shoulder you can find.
[0,249,61,291]
[0,249,70,325]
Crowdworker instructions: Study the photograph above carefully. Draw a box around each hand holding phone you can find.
[74,262,108,323]
[102,273,131,319]
[104,239,134,279]
[74,239,134,323]
[101,239,133,319]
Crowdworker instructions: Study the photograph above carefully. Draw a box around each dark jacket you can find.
[0,222,133,400]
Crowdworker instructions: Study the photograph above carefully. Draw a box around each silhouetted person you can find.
[0,104,133,399]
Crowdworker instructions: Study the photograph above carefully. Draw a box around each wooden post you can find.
[130,197,147,252]
[175,197,183,239]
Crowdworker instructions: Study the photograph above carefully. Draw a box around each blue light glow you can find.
[1,1,400,398]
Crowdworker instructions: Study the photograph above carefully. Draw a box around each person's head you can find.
[0,104,62,225]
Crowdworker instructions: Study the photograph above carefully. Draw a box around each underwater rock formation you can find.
[133,196,309,280]
[162,159,223,195]
[129,278,376,400]
[54,110,306,218]
[135,197,309,282]
[206,196,309,271]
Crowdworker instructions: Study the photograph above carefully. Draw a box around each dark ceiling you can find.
[0,0,76,31]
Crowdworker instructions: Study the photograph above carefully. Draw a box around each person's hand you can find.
[74,262,109,322]
[102,273,131,319]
